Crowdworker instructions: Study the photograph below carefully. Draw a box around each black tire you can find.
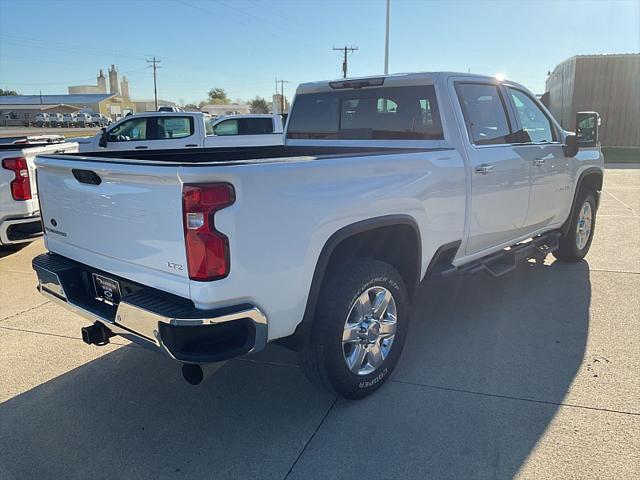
[553,190,597,262]
[298,257,409,399]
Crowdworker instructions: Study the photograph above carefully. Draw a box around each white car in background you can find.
[74,113,93,127]
[61,113,76,127]
[76,112,284,152]
[47,113,63,127]
[34,113,49,127]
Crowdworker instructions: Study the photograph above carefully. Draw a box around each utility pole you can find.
[384,0,390,74]
[275,78,288,113]
[146,57,161,110]
[333,45,359,79]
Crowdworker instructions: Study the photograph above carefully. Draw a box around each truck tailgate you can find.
[35,155,191,298]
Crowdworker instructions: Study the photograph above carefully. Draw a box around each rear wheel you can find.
[553,190,597,262]
[298,258,408,399]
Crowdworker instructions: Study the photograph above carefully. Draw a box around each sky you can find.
[0,0,638,104]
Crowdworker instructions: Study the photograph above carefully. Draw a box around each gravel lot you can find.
[1,166,638,480]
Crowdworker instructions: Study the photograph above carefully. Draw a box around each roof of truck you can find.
[296,72,520,94]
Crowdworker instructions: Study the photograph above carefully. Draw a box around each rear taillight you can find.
[182,183,235,281]
[2,156,31,201]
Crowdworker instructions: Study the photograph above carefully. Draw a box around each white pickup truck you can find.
[32,72,604,398]
[0,136,78,246]
[76,112,284,152]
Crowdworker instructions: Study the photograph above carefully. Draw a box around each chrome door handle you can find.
[533,158,546,167]
[475,164,494,175]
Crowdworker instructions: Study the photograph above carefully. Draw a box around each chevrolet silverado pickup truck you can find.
[32,72,604,399]
[76,112,284,152]
[0,136,78,246]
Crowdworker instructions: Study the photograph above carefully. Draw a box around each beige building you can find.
[543,54,640,147]
[0,94,138,124]
[200,103,251,116]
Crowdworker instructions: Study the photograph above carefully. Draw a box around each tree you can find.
[207,88,229,105]
[0,88,19,96]
[183,103,200,111]
[249,96,269,114]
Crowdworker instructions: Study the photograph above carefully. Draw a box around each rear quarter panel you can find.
[180,149,466,340]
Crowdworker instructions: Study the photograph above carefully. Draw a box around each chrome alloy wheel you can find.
[342,286,397,376]
[576,201,593,250]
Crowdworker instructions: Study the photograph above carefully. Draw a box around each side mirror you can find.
[563,133,579,158]
[98,127,108,148]
[576,111,600,147]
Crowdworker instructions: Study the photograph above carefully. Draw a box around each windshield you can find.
[287,85,443,140]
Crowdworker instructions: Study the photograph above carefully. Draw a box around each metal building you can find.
[543,54,639,147]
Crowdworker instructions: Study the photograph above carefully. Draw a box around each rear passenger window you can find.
[238,118,274,135]
[213,119,239,136]
[456,84,512,145]
[152,116,194,139]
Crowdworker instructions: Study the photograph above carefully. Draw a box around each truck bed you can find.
[68,145,436,165]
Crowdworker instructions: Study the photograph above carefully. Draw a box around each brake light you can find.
[182,183,235,281]
[2,157,31,201]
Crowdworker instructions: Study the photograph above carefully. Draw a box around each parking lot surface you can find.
[1,166,638,479]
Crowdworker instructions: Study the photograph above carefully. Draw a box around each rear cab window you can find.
[287,85,443,140]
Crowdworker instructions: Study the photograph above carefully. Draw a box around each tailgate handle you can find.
[72,169,102,185]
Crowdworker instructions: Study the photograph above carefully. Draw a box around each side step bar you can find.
[444,231,560,278]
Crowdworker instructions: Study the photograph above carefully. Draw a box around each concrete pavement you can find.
[1,167,638,479]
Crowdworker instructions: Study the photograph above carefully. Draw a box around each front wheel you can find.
[553,190,597,262]
[298,258,409,399]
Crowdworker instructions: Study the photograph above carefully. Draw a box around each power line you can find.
[147,57,161,110]
[332,45,359,79]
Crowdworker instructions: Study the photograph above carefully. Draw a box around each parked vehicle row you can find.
[31,72,604,399]
[33,112,112,128]
[75,112,285,152]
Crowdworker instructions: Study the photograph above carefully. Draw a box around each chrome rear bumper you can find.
[33,253,268,363]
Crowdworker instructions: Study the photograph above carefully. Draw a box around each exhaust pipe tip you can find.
[182,363,204,386]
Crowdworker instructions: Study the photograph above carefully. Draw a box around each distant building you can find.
[69,69,108,95]
[108,64,119,96]
[120,76,130,100]
[543,54,639,147]
[271,94,289,114]
[135,99,178,112]
[0,103,81,125]
[0,94,136,124]
[200,103,250,116]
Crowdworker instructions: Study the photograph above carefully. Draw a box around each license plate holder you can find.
[92,273,121,306]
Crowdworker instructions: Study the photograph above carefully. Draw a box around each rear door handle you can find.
[185,144,198,147]
[135,146,148,150]
[533,158,546,167]
[475,164,494,175]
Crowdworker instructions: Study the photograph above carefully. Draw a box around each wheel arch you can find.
[562,167,604,235]
[276,215,421,351]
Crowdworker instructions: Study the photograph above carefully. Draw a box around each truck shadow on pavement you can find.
[0,259,591,480]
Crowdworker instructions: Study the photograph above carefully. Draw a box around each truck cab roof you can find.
[296,71,528,94]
